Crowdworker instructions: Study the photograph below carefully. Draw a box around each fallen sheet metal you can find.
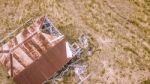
[0,16,73,84]
[79,34,89,48]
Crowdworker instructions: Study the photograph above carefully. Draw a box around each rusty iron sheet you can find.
[0,17,45,76]
[0,16,72,84]
[13,39,70,84]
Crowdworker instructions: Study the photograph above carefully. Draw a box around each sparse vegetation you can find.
[141,79,150,84]
[0,0,150,84]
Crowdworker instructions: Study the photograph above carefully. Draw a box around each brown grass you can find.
[0,0,150,84]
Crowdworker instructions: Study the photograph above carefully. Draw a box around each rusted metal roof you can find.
[0,16,72,84]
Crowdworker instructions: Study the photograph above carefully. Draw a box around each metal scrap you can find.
[46,34,92,84]
[75,65,87,81]
[79,34,89,48]
[70,42,82,57]
[40,17,62,36]
[0,16,73,84]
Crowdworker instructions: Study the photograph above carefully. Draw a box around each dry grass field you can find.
[0,0,150,84]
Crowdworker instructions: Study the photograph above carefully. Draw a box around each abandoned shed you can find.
[0,16,73,84]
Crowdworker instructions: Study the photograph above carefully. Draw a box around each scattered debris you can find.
[79,34,89,48]
[48,62,90,84]
[70,42,82,57]
[45,33,92,84]
[78,74,91,84]
[75,65,87,81]
[0,16,74,84]
[40,17,62,36]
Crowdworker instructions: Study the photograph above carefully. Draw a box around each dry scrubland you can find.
[0,0,150,84]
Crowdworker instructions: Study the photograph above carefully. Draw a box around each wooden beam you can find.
[0,50,10,53]
[10,53,13,77]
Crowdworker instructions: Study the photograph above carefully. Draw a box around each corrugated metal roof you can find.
[14,39,69,84]
[0,16,72,84]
